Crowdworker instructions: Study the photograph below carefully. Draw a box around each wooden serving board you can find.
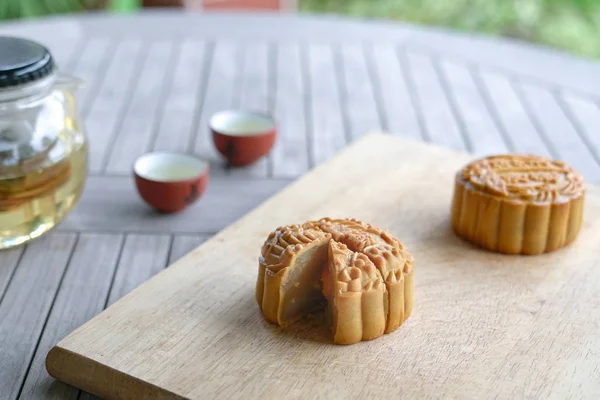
[47,134,600,399]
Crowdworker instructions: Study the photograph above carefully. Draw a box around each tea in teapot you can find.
[0,36,88,249]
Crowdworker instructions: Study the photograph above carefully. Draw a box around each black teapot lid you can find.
[0,36,55,89]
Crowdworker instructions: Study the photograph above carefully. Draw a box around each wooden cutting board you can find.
[46,133,600,399]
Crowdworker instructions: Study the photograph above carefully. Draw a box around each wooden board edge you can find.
[46,345,186,400]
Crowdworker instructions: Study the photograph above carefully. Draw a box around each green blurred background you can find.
[1,0,599,59]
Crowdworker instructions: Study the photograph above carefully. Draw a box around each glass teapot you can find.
[0,36,88,249]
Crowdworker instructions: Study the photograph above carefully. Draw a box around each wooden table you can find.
[2,11,600,400]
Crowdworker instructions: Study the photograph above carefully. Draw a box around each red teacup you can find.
[133,152,209,213]
[210,110,277,166]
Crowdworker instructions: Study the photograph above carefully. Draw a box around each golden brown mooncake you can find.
[451,154,585,255]
[256,218,414,345]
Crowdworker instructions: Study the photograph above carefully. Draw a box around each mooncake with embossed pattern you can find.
[451,154,585,255]
[257,218,414,345]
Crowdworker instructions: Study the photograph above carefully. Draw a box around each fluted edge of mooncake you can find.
[451,177,585,255]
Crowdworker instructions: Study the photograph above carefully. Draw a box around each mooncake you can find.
[257,218,414,345]
[451,154,585,255]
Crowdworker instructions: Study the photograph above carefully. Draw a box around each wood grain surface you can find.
[46,134,600,399]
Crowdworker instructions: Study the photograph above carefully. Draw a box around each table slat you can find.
[85,39,144,173]
[0,247,23,305]
[106,234,171,306]
[404,51,466,151]
[438,60,509,155]
[368,45,421,140]
[169,235,210,264]
[271,43,310,177]
[475,71,550,156]
[0,233,77,399]
[153,41,208,154]
[338,44,381,140]
[106,40,175,174]
[229,43,271,178]
[59,176,290,234]
[306,44,346,165]
[517,82,600,179]
[17,234,124,400]
[194,41,238,171]
[559,94,600,169]
[71,38,113,116]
